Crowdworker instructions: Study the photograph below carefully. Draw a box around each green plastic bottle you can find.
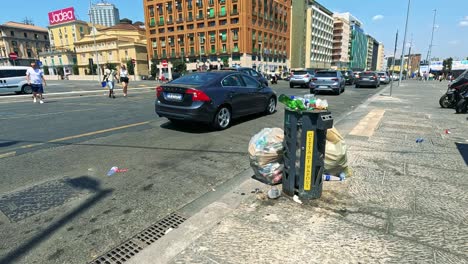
[278,94,306,111]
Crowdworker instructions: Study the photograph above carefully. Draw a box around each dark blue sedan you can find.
[155,71,277,130]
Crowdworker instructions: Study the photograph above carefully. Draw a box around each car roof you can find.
[0,66,30,70]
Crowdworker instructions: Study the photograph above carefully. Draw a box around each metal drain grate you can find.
[90,213,187,264]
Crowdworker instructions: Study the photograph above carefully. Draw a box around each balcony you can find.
[187,17,193,22]
[231,9,239,15]
[219,49,227,54]
[177,18,184,23]
[208,0,214,6]
[190,40,195,45]
[197,15,204,20]
[188,5,193,10]
[167,20,174,25]
[210,49,216,54]
[169,42,175,47]
[208,13,215,19]
[233,35,238,41]
[219,11,227,17]
[210,38,215,43]
[158,21,164,26]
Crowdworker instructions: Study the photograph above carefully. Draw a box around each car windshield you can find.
[361,72,375,77]
[292,71,309,75]
[169,73,218,85]
[377,73,386,76]
[315,71,337,77]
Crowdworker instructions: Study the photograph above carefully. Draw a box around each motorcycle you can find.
[270,74,278,85]
[439,69,468,108]
[455,88,468,113]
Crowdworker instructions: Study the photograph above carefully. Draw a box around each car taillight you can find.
[305,74,310,78]
[186,88,211,102]
[331,78,339,81]
[312,78,318,81]
[356,75,360,78]
[156,86,163,97]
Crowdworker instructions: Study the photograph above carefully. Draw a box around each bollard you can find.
[282,109,333,199]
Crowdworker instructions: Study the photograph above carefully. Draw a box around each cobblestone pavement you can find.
[169,81,468,264]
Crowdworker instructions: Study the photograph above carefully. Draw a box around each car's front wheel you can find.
[265,97,276,115]
[22,85,33,94]
[212,106,231,130]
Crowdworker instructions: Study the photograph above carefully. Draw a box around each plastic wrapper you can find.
[249,128,284,184]
[324,127,349,176]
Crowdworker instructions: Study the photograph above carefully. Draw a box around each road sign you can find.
[131,58,136,65]
[162,60,168,67]
[9,52,18,60]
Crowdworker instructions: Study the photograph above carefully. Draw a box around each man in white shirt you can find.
[26,61,47,104]
[103,66,117,98]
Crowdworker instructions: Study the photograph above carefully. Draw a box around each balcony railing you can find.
[169,42,175,47]
[231,9,239,15]
[210,49,216,54]
[219,11,226,17]
[233,35,238,41]
[220,49,227,54]
[188,5,193,10]
[210,38,215,43]
[158,21,164,26]
[177,18,184,23]
[196,15,204,20]
[190,40,195,45]
[167,20,174,25]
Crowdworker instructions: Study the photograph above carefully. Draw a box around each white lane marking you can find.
[0,108,97,120]
[0,87,154,99]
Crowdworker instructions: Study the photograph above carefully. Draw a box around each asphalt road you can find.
[0,80,385,263]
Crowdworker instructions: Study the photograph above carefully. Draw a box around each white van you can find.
[0,66,32,94]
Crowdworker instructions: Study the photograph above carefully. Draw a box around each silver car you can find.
[377,72,390,84]
[309,70,346,95]
[289,70,315,88]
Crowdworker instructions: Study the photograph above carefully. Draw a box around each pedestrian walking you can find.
[118,64,130,97]
[103,66,117,98]
[26,61,47,104]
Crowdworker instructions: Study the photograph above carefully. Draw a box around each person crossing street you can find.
[26,61,47,104]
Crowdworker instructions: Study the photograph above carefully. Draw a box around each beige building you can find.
[377,42,385,71]
[305,1,333,69]
[0,22,49,66]
[74,23,148,77]
[331,14,350,69]
[39,20,92,76]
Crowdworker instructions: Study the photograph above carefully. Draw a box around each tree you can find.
[447,57,453,73]
[150,58,158,78]
[172,60,186,73]
[442,59,447,74]
[126,59,135,75]
[72,64,79,75]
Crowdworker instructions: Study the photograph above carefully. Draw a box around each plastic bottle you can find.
[279,94,305,110]
[323,173,345,181]
[107,166,118,176]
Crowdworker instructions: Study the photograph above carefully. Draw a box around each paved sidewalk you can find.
[132,81,468,264]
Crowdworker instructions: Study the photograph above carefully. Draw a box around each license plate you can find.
[318,86,327,88]
[363,78,369,80]
[166,93,182,101]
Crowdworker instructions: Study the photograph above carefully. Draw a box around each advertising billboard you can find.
[48,7,76,25]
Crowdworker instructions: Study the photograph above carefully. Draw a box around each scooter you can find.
[270,75,278,85]
[455,89,468,113]
[439,69,468,108]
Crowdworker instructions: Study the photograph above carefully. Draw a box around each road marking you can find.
[349,109,385,137]
[0,151,16,159]
[0,87,154,99]
[0,121,150,157]
[0,108,97,120]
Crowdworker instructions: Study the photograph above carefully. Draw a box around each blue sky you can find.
[1,0,467,60]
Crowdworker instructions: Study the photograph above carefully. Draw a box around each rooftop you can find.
[101,23,145,32]
[0,21,48,32]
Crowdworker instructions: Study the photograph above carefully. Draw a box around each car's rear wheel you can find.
[265,97,276,115]
[289,83,294,88]
[212,106,231,130]
[22,85,33,94]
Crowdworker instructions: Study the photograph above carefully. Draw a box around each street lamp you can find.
[89,0,101,82]
[398,0,411,86]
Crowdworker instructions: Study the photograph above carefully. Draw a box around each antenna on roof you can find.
[22,17,34,25]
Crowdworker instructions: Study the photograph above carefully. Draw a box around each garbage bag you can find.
[324,127,349,176]
[249,128,284,184]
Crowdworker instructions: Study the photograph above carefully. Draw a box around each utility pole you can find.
[407,34,413,78]
[390,30,398,96]
[398,0,411,86]
[89,0,101,82]
[426,9,437,66]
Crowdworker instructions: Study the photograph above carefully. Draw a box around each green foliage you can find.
[72,64,79,75]
[57,67,64,76]
[172,60,186,73]
[126,60,135,75]
[150,58,158,77]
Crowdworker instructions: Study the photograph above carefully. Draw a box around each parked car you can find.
[220,67,269,86]
[377,72,390,84]
[289,69,315,88]
[341,70,355,85]
[309,70,346,95]
[0,66,32,94]
[353,71,362,79]
[355,71,381,88]
[155,71,277,130]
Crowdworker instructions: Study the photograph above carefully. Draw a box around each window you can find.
[222,75,243,87]
[188,24,194,29]
[10,31,14,36]
[11,41,17,47]
[249,70,259,77]
[208,21,215,27]
[242,75,260,88]
[34,34,38,39]
[24,32,27,38]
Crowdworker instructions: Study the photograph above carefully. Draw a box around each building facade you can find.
[331,14,350,70]
[39,20,92,76]
[305,1,333,69]
[376,42,384,71]
[333,12,365,70]
[144,0,291,74]
[387,54,421,74]
[90,2,121,27]
[290,0,307,69]
[0,22,49,66]
[74,23,148,77]
[366,35,379,71]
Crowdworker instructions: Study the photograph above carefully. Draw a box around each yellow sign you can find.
[304,131,314,191]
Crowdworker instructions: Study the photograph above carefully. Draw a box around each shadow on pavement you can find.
[0,141,20,148]
[455,142,468,166]
[0,176,113,264]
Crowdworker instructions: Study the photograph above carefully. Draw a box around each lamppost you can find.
[89,0,101,82]
[398,0,411,86]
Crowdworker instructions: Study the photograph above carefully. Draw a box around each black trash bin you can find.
[282,109,333,199]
